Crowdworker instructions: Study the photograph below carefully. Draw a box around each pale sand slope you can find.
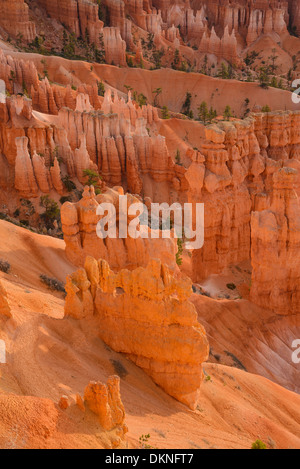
[0,220,299,449]
[92,66,300,116]
[193,294,300,395]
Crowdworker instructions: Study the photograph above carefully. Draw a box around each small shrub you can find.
[21,199,35,216]
[97,80,105,97]
[62,176,76,193]
[152,87,162,107]
[175,149,182,165]
[110,359,128,379]
[20,220,29,226]
[225,351,247,372]
[126,55,134,67]
[262,105,271,113]
[161,106,170,119]
[223,105,233,121]
[176,238,183,266]
[83,169,102,195]
[203,291,211,298]
[40,196,60,228]
[137,93,147,108]
[139,434,154,449]
[252,440,267,450]
[0,260,11,274]
[40,274,65,293]
[181,92,192,117]
[227,283,236,290]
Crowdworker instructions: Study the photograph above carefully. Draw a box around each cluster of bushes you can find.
[0,260,11,274]
[179,92,234,123]
[24,29,106,65]
[6,165,104,241]
[40,274,66,293]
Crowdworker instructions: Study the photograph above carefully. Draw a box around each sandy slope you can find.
[92,66,300,116]
[193,294,300,395]
[0,220,299,449]
[5,50,300,117]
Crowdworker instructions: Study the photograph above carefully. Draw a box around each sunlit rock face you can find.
[64,255,209,409]
[61,186,177,271]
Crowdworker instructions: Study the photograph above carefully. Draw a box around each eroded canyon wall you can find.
[2,68,300,292]
[251,167,300,315]
[1,44,300,305]
[1,0,297,68]
[191,111,300,281]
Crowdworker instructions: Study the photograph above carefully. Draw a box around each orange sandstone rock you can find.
[58,395,69,410]
[65,267,94,320]
[61,186,177,271]
[0,281,11,318]
[0,49,39,95]
[64,257,209,409]
[76,394,85,412]
[84,376,127,432]
[15,136,39,198]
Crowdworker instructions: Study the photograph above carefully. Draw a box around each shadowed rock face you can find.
[37,0,104,45]
[251,167,300,315]
[64,256,209,409]
[30,0,126,65]
[289,0,300,35]
[0,0,36,42]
